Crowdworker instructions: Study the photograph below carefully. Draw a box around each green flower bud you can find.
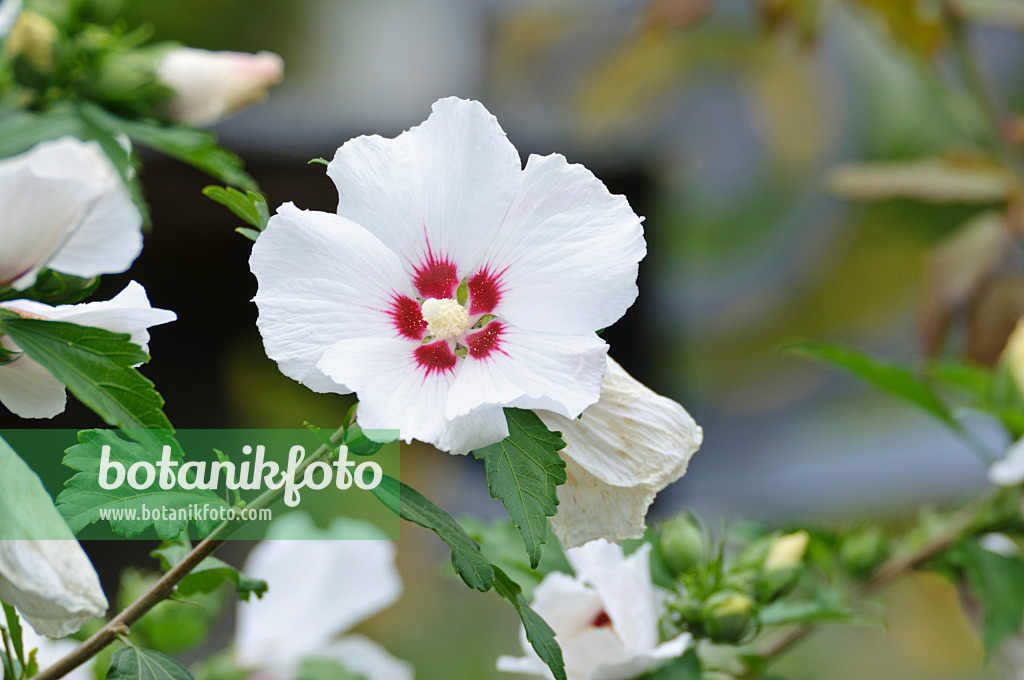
[839,526,888,577]
[755,531,808,602]
[659,513,707,577]
[700,590,756,644]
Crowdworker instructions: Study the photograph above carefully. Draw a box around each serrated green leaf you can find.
[957,539,1024,654]
[151,539,267,600]
[105,646,195,680]
[371,475,493,591]
[785,343,960,430]
[0,317,173,453]
[492,567,566,680]
[202,186,268,231]
[473,408,567,569]
[461,517,570,600]
[57,430,225,539]
[76,102,256,191]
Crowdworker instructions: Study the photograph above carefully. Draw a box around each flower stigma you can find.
[421,297,470,340]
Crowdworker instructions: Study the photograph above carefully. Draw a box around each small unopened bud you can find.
[839,526,888,577]
[701,590,755,644]
[5,10,57,72]
[756,531,809,602]
[659,513,707,577]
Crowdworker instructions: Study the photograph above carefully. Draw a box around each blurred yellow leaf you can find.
[848,0,947,56]
[827,157,1014,203]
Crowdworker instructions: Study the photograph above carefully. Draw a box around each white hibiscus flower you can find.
[0,281,176,418]
[989,436,1024,487]
[0,137,142,290]
[250,97,645,453]
[498,539,690,680]
[157,47,284,126]
[539,357,702,549]
[234,515,411,680]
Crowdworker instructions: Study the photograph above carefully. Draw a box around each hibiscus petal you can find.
[589,633,691,680]
[0,340,67,418]
[540,357,702,547]
[234,538,401,671]
[318,337,509,453]
[484,153,645,336]
[7,138,142,282]
[445,326,608,422]
[327,97,522,279]
[309,635,413,680]
[0,540,107,638]
[251,203,416,394]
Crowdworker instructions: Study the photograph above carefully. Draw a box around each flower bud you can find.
[157,47,284,126]
[700,590,755,644]
[659,513,707,577]
[756,531,808,602]
[839,526,888,577]
[5,10,57,72]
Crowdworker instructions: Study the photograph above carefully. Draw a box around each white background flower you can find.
[0,137,142,290]
[539,357,702,548]
[234,515,411,680]
[498,539,690,680]
[0,281,176,418]
[157,47,284,126]
[251,97,645,453]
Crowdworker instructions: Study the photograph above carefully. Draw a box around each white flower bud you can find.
[157,47,284,126]
[763,531,810,572]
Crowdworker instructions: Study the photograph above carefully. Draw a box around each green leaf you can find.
[0,317,173,453]
[76,102,257,191]
[151,539,267,600]
[105,646,195,680]
[785,343,960,430]
[956,539,1024,654]
[0,435,78,541]
[57,430,226,539]
[492,567,566,680]
[1,604,23,671]
[202,186,269,232]
[461,516,570,600]
[371,475,493,591]
[473,408,567,569]
[633,649,702,680]
[758,598,879,627]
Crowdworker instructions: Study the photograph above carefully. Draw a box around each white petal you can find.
[318,337,509,453]
[540,357,702,547]
[0,0,21,37]
[0,155,94,287]
[0,339,67,418]
[3,137,142,281]
[327,97,522,278]
[589,633,691,680]
[234,538,401,671]
[251,203,415,395]
[19,626,93,680]
[485,153,645,336]
[566,541,658,651]
[28,281,176,354]
[446,327,608,421]
[991,437,1024,487]
[309,635,413,680]
[0,540,107,637]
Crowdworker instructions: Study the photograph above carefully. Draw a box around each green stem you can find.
[32,426,347,680]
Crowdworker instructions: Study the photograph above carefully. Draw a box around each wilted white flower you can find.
[157,47,283,126]
[989,437,1024,487]
[234,516,410,680]
[251,97,645,453]
[498,539,690,680]
[0,541,107,638]
[0,281,176,418]
[0,137,142,290]
[538,357,702,548]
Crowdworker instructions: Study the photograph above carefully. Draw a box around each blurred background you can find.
[10,0,1024,677]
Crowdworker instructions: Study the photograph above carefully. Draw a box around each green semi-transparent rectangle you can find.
[2,428,400,540]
